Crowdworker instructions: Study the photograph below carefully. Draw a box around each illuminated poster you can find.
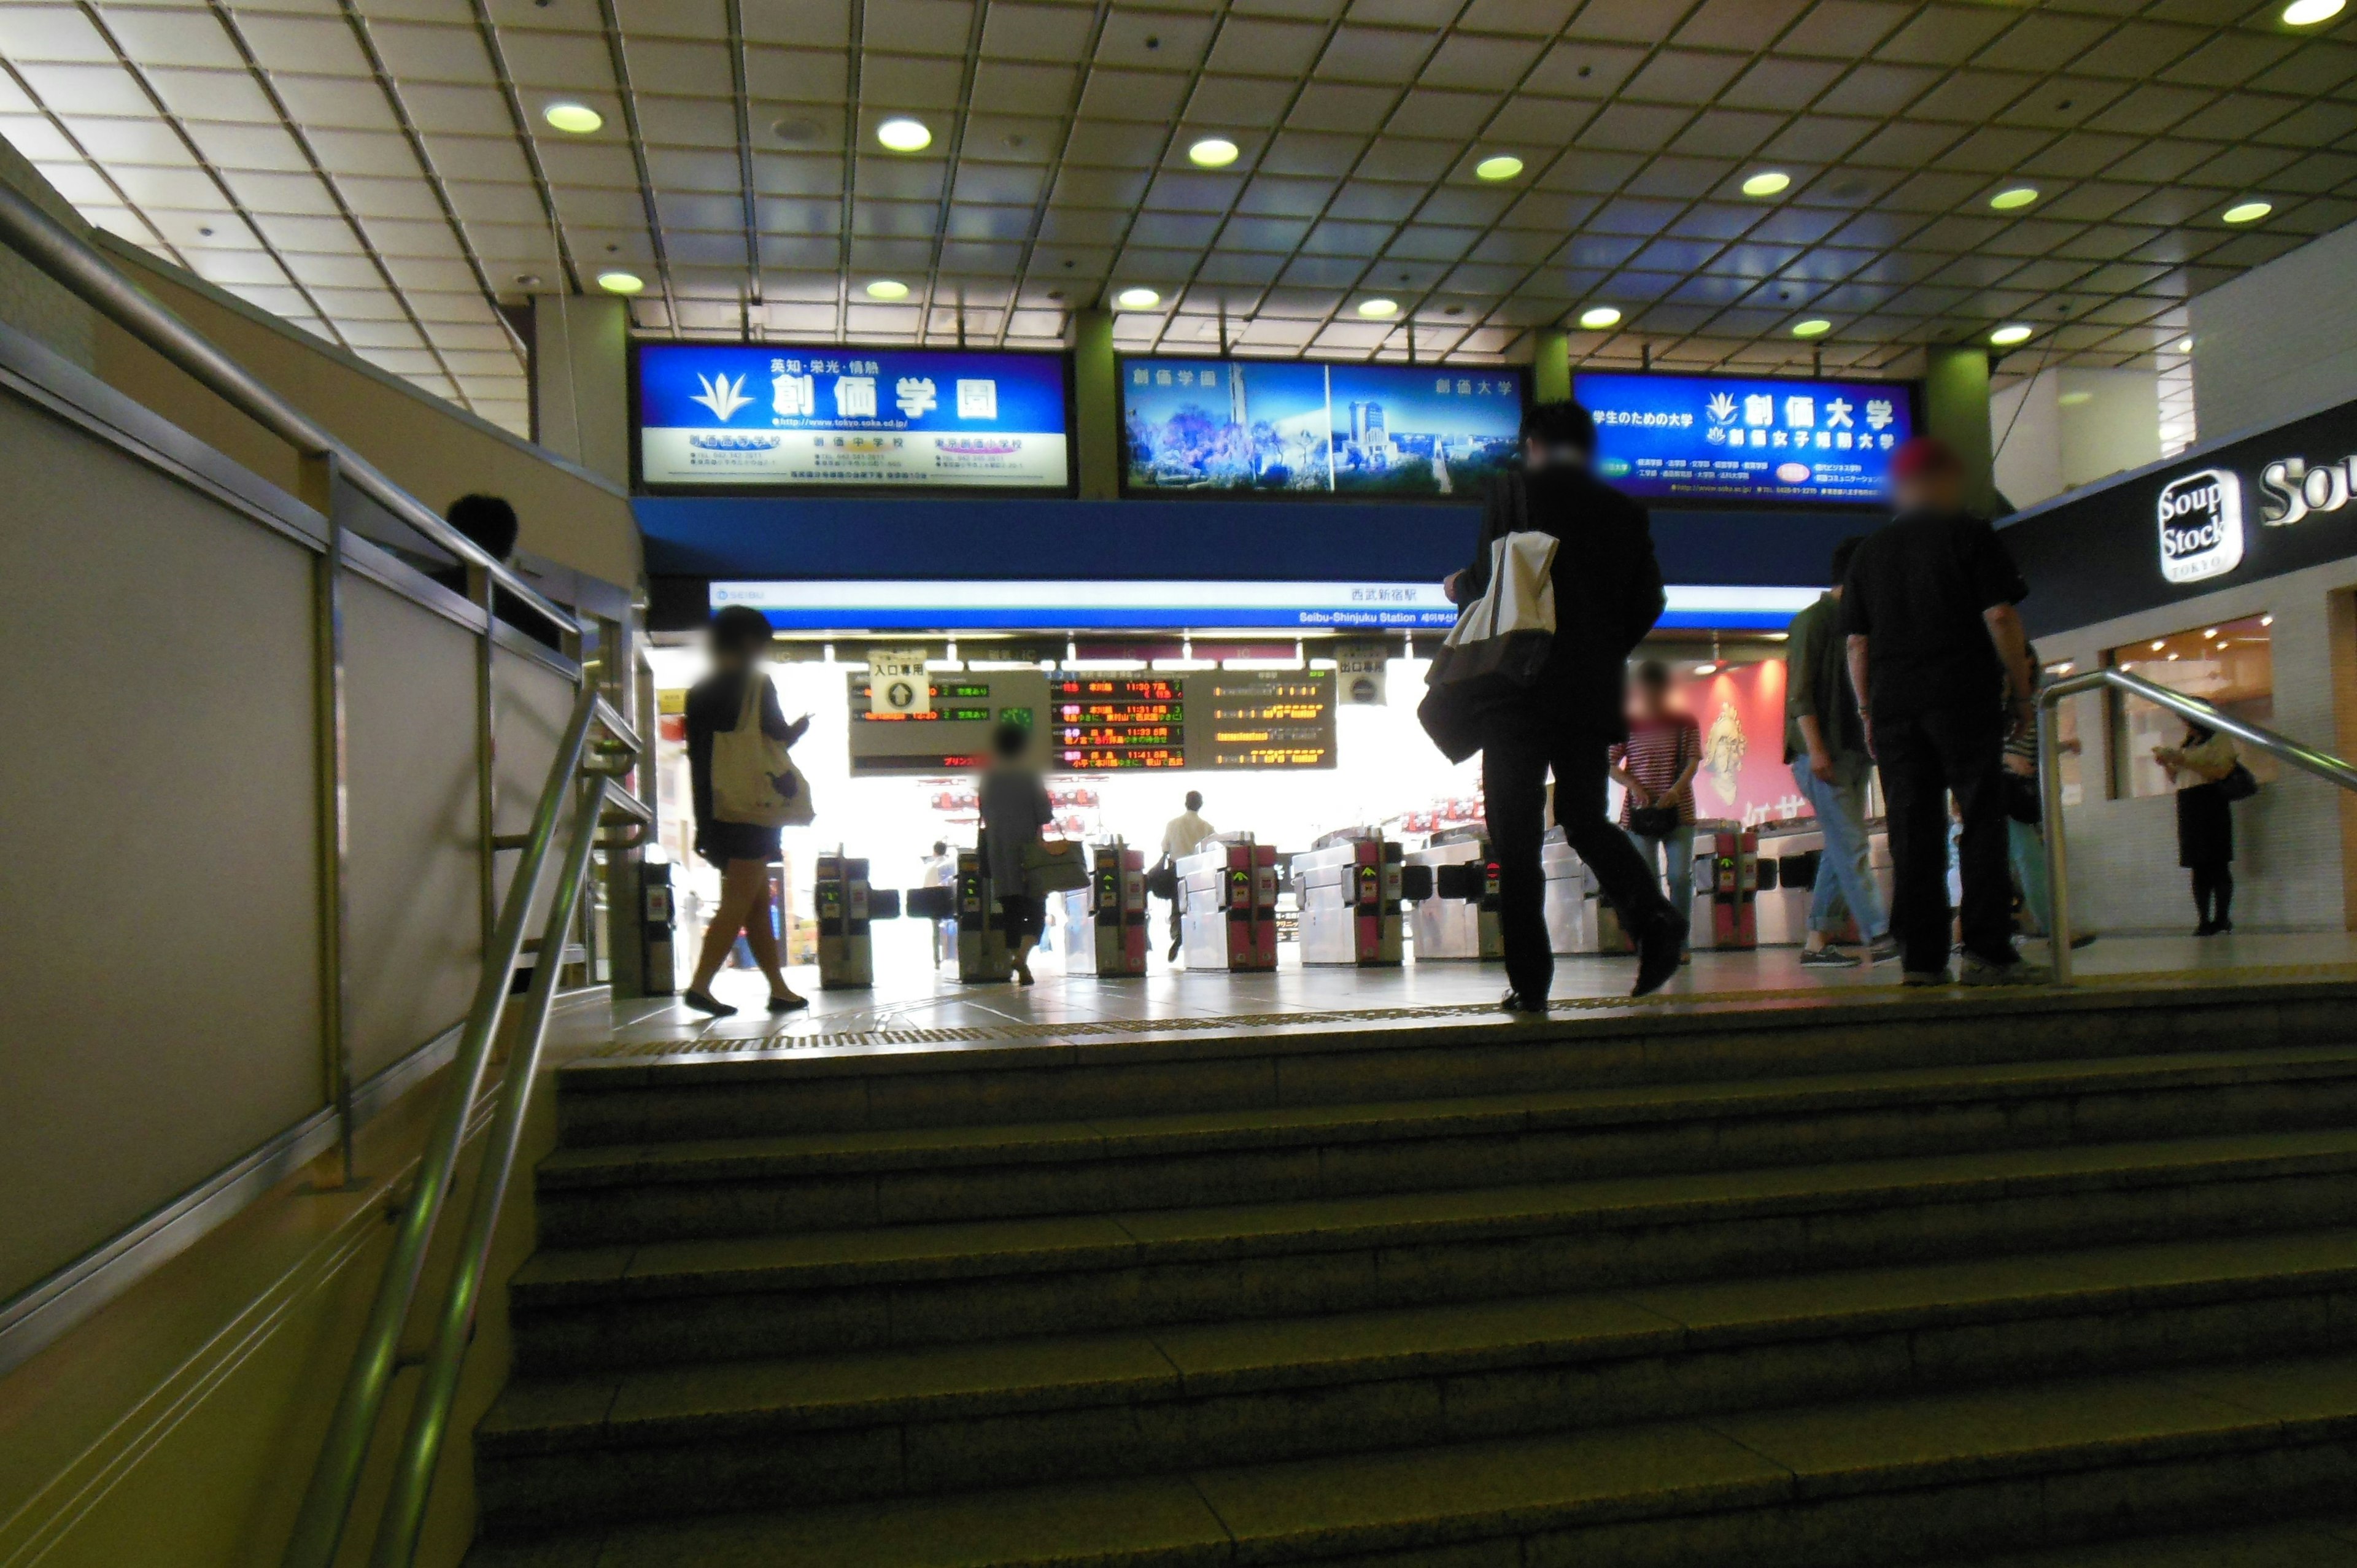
[1573,372,1914,505]
[1681,660,1813,830]
[1121,357,1522,498]
[637,343,1070,490]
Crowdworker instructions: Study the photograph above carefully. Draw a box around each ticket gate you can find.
[814,852,901,989]
[1177,835,1279,971]
[1057,841,1149,976]
[1293,832,1429,967]
[950,848,1014,983]
[1407,833,1501,961]
[1703,828,1759,951]
[1541,832,1600,954]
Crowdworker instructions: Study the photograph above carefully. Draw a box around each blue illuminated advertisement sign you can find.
[1121,357,1522,498]
[637,342,1070,490]
[1573,372,1915,505]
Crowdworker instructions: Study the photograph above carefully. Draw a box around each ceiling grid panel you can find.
[466,0,584,299]
[989,0,1113,350]
[0,52,188,270]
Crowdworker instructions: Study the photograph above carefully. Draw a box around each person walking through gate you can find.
[2156,719,2243,935]
[1444,400,1684,1008]
[1841,438,2046,987]
[1609,662,1701,960]
[1783,535,1895,968]
[1159,791,1216,960]
[978,720,1054,985]
[682,605,811,1017]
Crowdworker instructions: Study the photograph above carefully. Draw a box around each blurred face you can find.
[1893,466,1965,513]
[1632,674,1671,718]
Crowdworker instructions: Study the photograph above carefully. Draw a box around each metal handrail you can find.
[0,180,576,638]
[282,684,642,1568]
[2037,666,2357,983]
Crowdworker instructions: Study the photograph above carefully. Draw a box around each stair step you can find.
[508,1130,2357,1370]
[476,1229,2357,1527]
[1929,1515,2357,1566]
[534,1048,2357,1243]
[466,1349,2357,1567]
[551,979,2357,1144]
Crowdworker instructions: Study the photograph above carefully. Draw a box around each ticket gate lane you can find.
[1058,841,1149,978]
[1177,836,1278,972]
[815,852,900,989]
[1407,836,1502,962]
[1292,834,1422,967]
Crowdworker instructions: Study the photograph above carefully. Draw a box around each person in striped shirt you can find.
[1609,662,1701,958]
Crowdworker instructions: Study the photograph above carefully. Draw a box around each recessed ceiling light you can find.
[2150,639,2167,651]
[1578,305,1622,330]
[595,270,643,295]
[1693,662,1719,676]
[1791,318,1830,338]
[2262,614,2275,625]
[2177,336,2194,352]
[1188,136,1238,168]
[1474,154,1523,181]
[876,117,932,153]
[2058,389,2094,406]
[1990,323,2034,346]
[1741,171,1791,197]
[2202,627,2220,638]
[2223,199,2274,223]
[2285,0,2346,24]
[1989,185,2038,210]
[543,102,602,134]
[1117,286,1161,309]
[865,279,910,300]
[1357,298,1399,319]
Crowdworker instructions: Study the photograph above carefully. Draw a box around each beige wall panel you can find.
[342,577,482,1081]
[0,393,322,1303]
[490,649,581,935]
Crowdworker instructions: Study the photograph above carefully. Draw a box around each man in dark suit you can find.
[1447,401,1682,1007]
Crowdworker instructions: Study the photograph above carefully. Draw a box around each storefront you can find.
[2002,390,2357,934]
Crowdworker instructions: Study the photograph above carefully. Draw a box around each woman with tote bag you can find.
[977,721,1056,985]
[682,606,813,1016]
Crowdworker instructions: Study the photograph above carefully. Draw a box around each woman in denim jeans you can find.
[1609,662,1701,957]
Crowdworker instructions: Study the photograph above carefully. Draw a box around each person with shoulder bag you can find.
[977,721,1058,984]
[1425,400,1684,1009]
[1609,660,1702,962]
[681,605,812,1017]
[2156,718,2248,935]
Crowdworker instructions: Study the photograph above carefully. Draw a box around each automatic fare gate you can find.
[1176,835,1279,971]
[814,851,902,989]
[1407,832,1501,961]
[1293,832,1430,967]
[1058,840,1148,977]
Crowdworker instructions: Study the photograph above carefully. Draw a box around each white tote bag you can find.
[711,672,815,828]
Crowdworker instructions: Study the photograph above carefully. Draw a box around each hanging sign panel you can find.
[637,343,1071,491]
[1120,357,1523,498]
[1571,372,1917,506]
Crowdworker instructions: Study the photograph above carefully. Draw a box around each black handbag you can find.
[2220,761,2258,802]
[1628,803,1681,838]
[2004,769,2042,825]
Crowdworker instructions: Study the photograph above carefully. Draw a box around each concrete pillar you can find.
[1924,344,1997,516]
[1532,327,1571,405]
[530,293,630,489]
[1074,307,1118,500]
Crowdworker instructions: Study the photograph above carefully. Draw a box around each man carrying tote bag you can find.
[682,605,814,1018]
[1422,401,1683,1008]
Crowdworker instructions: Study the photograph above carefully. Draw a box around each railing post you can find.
[279,685,601,1568]
[366,771,613,1568]
[470,564,498,957]
[303,452,355,1183]
[2038,690,2075,986]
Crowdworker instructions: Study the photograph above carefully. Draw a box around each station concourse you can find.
[15,1,2357,1563]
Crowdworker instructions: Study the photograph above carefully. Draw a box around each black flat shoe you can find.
[767,991,808,1013]
[1498,989,1547,1014]
[1633,917,1684,998]
[683,989,736,1018]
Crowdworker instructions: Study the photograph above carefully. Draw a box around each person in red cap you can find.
[1840,436,2046,986]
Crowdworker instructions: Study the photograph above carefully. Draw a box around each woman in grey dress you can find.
[977,720,1053,984]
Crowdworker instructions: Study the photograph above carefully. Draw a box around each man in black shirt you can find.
[1447,401,1683,1005]
[1842,438,2045,985]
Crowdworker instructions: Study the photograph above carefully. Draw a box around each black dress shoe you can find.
[1632,917,1684,998]
[1498,989,1547,1014]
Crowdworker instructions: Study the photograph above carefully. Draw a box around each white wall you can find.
[2035,556,2354,935]
[1993,368,2161,511]
[2191,218,2357,439]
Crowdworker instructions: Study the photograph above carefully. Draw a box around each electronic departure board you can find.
[1196,673,1337,768]
[1050,678,1185,770]
[849,668,1336,773]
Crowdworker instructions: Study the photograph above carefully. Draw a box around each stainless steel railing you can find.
[281,686,645,1568]
[2037,666,2357,983]
[0,180,575,638]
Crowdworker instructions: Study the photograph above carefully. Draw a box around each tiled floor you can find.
[573,930,2357,1057]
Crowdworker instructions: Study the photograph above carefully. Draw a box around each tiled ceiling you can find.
[5,0,2357,436]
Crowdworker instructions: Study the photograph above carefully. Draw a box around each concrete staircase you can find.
[469,981,2357,1567]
